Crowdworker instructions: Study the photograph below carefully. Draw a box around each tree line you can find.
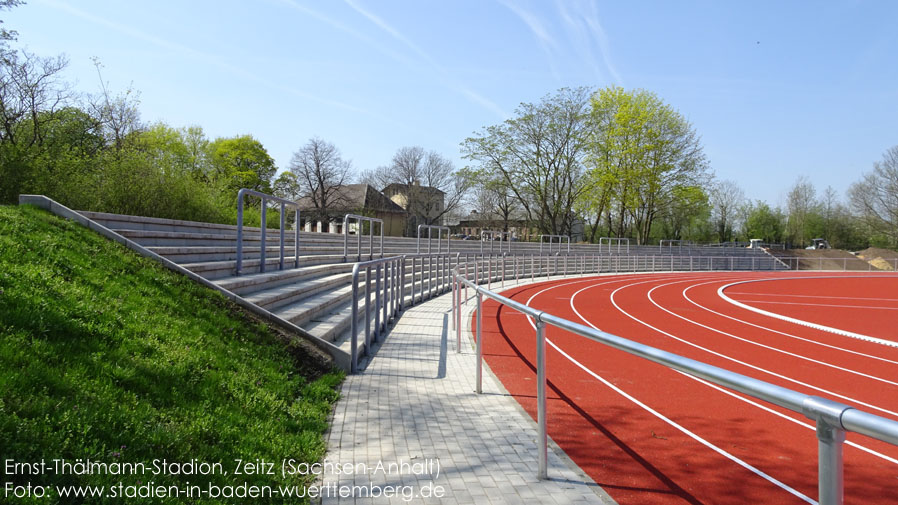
[0,2,466,230]
[461,86,898,250]
[2,0,895,249]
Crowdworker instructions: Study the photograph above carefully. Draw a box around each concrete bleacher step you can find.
[243,271,358,312]
[274,284,355,329]
[182,254,347,280]
[213,262,354,296]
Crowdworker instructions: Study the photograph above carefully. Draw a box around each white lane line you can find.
[681,282,898,366]
[596,279,898,418]
[521,274,815,504]
[644,281,898,387]
[674,370,898,465]
[717,277,898,349]
[726,292,898,302]
[734,300,898,311]
[566,276,898,466]
[565,276,898,465]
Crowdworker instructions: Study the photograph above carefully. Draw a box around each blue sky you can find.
[8,0,898,206]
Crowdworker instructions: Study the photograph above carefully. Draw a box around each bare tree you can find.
[288,137,352,222]
[0,51,71,147]
[366,146,469,232]
[462,87,592,236]
[849,145,898,247]
[709,180,745,243]
[785,175,818,247]
[85,58,142,150]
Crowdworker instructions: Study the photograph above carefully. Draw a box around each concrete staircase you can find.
[73,210,783,368]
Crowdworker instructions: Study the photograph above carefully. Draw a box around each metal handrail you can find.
[659,238,691,253]
[451,259,898,504]
[236,188,300,276]
[772,256,898,272]
[416,224,450,255]
[598,236,630,254]
[481,230,511,253]
[343,214,384,262]
[350,255,405,373]
[539,234,570,255]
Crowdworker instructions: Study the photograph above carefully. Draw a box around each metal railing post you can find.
[350,264,360,373]
[502,253,506,288]
[236,192,245,275]
[400,257,406,310]
[294,207,300,268]
[456,276,462,353]
[451,265,456,331]
[474,259,479,288]
[375,264,382,338]
[536,318,547,480]
[260,201,267,273]
[412,256,417,304]
[279,202,285,270]
[803,397,848,505]
[365,265,372,351]
[382,262,388,334]
[488,254,492,291]
[476,291,483,394]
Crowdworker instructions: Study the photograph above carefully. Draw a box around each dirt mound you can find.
[855,247,898,259]
[855,247,898,271]
[768,248,878,271]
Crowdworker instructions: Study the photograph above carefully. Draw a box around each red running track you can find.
[474,271,898,505]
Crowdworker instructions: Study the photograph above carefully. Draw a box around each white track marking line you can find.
[734,300,898,311]
[716,277,898,349]
[726,292,898,302]
[521,274,815,503]
[565,277,898,466]
[594,279,898,418]
[681,282,898,366]
[546,336,815,504]
[674,370,898,465]
[643,281,898,388]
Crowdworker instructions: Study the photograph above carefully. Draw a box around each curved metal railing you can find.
[450,258,898,505]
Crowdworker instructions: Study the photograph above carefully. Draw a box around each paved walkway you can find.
[321,285,615,505]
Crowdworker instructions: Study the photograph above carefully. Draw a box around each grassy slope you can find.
[0,205,342,504]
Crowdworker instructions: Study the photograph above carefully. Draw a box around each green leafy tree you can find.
[584,86,710,244]
[848,145,898,248]
[655,185,710,241]
[741,201,786,243]
[208,134,276,195]
[461,87,592,236]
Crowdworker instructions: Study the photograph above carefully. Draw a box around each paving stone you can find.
[321,284,615,504]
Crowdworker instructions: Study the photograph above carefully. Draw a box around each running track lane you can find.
[721,276,898,343]
[474,272,898,505]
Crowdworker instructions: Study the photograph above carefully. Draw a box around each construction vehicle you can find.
[806,238,831,250]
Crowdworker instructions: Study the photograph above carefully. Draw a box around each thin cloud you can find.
[554,0,623,86]
[39,0,370,114]
[498,0,559,50]
[580,1,624,86]
[342,0,508,119]
[276,0,414,67]
[498,0,562,83]
[555,0,604,83]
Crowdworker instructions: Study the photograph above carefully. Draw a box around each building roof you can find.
[382,182,446,196]
[297,184,406,214]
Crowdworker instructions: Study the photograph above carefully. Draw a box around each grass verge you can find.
[0,204,343,504]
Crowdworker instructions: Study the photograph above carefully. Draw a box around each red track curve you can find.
[474,271,898,505]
